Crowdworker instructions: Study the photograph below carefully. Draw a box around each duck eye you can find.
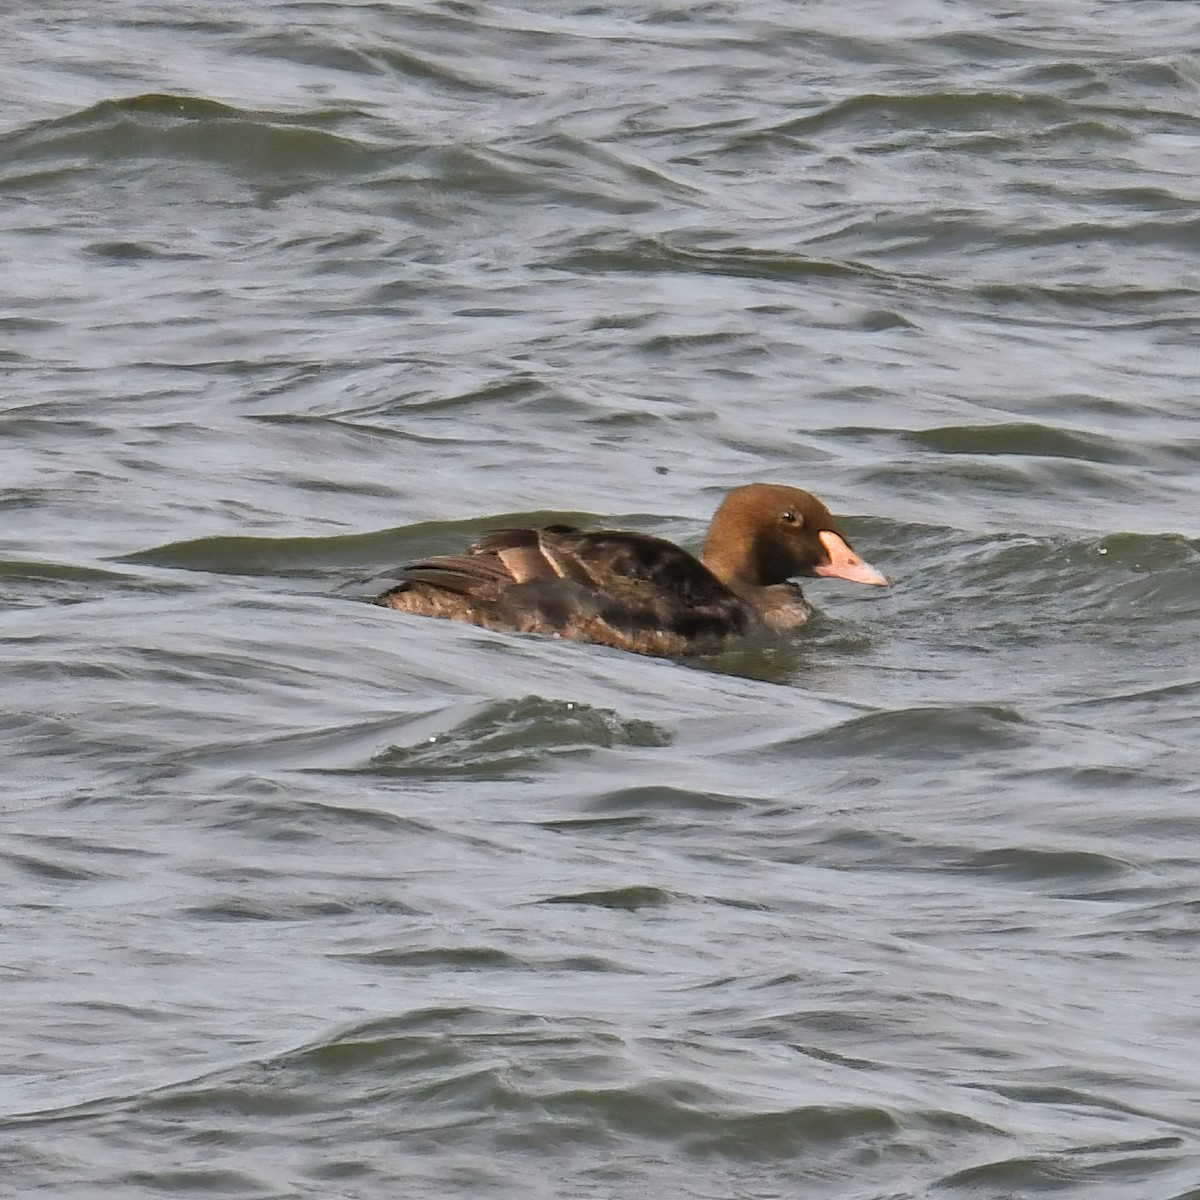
[780,510,800,525]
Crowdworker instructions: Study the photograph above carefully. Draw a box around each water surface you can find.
[3,2,1199,1197]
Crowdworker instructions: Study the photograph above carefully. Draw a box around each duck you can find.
[372,483,887,658]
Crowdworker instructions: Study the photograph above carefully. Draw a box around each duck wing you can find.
[501,528,735,609]
[379,526,751,655]
[483,527,750,642]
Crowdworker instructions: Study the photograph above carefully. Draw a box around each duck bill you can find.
[814,531,889,587]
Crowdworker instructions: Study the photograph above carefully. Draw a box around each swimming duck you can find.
[373,483,887,657]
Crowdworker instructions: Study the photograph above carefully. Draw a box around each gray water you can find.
[3,3,1200,1197]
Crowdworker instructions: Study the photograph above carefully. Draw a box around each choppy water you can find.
[4,2,1200,1197]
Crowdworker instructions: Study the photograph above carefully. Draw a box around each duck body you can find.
[373,483,887,658]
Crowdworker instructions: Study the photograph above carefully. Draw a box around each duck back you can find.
[376,525,757,656]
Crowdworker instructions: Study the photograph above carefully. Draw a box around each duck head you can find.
[701,483,888,590]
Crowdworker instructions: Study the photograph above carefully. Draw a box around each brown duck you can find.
[373,483,887,657]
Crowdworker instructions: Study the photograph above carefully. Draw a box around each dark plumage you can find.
[372,483,887,657]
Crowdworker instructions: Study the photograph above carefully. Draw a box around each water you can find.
[3,2,1200,1196]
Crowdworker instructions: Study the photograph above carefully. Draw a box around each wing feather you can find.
[375,523,749,653]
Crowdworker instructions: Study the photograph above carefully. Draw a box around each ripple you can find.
[338,946,630,973]
[776,704,1029,760]
[777,88,1088,138]
[950,847,1131,886]
[537,886,673,910]
[903,422,1137,464]
[118,513,608,579]
[0,94,383,185]
[366,697,673,777]
[549,234,886,284]
[0,849,114,884]
[687,1103,900,1159]
[585,784,755,814]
